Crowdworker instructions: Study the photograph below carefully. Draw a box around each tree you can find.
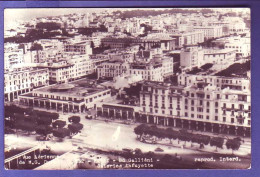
[17,121,37,134]
[34,110,59,121]
[53,128,70,141]
[165,128,174,143]
[36,125,53,135]
[210,137,224,151]
[52,120,66,129]
[226,139,241,154]
[134,148,143,156]
[68,123,83,134]
[178,132,191,146]
[68,116,81,123]
[36,117,52,126]
[134,124,148,138]
[30,43,43,51]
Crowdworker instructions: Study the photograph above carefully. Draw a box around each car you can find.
[154,147,164,152]
[85,115,93,120]
[36,135,47,141]
[123,121,130,125]
[122,148,134,153]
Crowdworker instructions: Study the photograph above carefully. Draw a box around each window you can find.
[143,107,146,112]
[206,116,209,120]
[191,114,194,118]
[162,110,165,114]
[207,95,210,99]
[207,102,210,106]
[185,112,188,117]
[215,109,218,113]
[162,104,165,109]
[191,100,194,105]
[207,109,210,113]
[215,116,218,121]
[150,108,153,113]
[248,120,251,125]
[191,107,194,111]
[223,117,226,122]
[217,94,220,99]
[231,118,234,123]
[170,111,172,115]
[215,102,218,107]
[191,93,194,97]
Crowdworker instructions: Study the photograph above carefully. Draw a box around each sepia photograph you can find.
[4,7,251,170]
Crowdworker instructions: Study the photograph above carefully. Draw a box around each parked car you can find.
[36,135,47,141]
[85,115,93,120]
[154,147,164,152]
[122,148,134,153]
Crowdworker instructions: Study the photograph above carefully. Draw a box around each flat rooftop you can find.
[33,79,109,97]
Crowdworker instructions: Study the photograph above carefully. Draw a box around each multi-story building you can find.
[4,67,49,101]
[24,50,46,63]
[194,26,223,39]
[224,36,251,57]
[169,31,205,48]
[18,79,111,113]
[139,81,250,137]
[177,73,250,92]
[203,49,236,66]
[180,46,204,69]
[4,49,24,70]
[180,47,236,70]
[97,60,129,79]
[40,55,94,83]
[101,37,175,50]
[129,62,165,82]
[63,41,93,55]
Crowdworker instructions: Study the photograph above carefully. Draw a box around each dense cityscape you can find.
[4,8,251,169]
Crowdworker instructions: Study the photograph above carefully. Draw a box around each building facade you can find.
[4,67,49,101]
[138,81,250,137]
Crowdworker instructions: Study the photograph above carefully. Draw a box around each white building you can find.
[4,67,49,101]
[4,49,24,70]
[194,26,223,39]
[139,81,250,136]
[224,36,250,57]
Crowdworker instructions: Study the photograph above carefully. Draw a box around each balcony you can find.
[236,115,245,120]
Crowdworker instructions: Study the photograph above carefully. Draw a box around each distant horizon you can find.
[4,8,249,30]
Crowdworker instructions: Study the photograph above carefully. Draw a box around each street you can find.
[5,114,251,169]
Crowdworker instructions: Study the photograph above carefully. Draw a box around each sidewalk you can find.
[139,137,250,158]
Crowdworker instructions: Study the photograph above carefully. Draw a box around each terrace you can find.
[29,79,108,98]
